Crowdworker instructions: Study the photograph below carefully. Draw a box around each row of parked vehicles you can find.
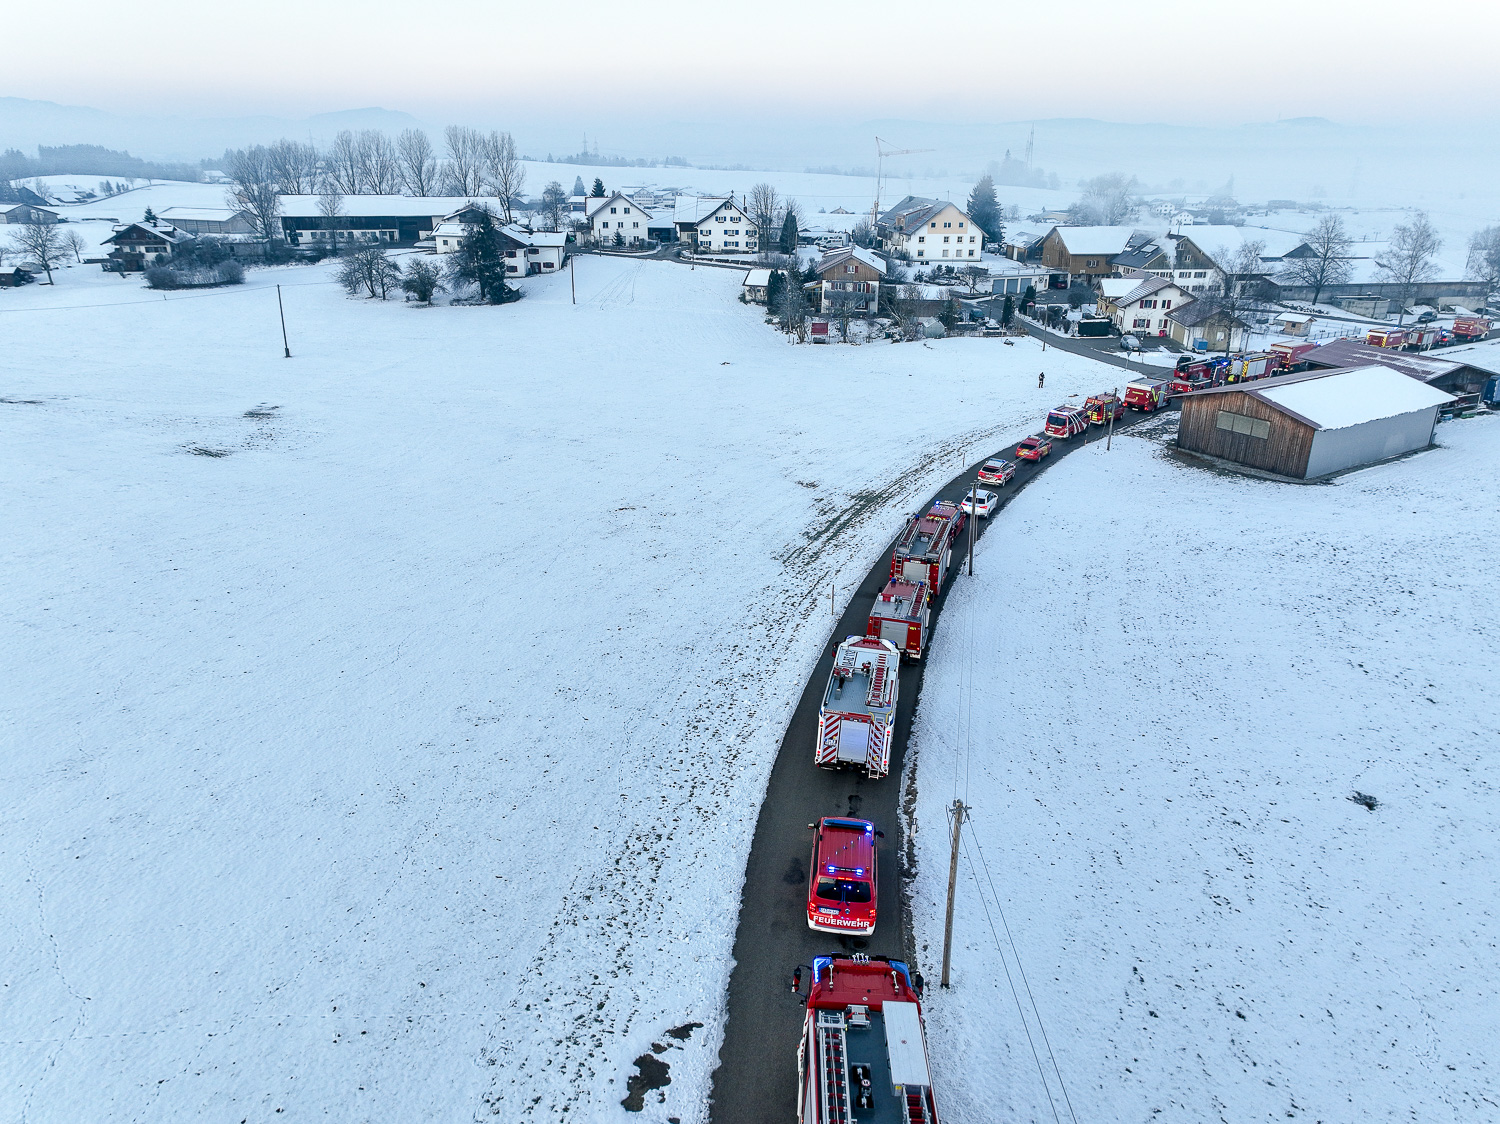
[796,501,972,1120]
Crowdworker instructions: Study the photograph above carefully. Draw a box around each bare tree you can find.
[9,221,64,282]
[1281,213,1352,305]
[61,227,88,263]
[266,138,320,194]
[336,247,401,299]
[325,131,362,195]
[1377,212,1441,325]
[539,180,566,231]
[1071,173,1138,225]
[1465,226,1500,297]
[317,185,345,255]
[775,268,810,336]
[224,146,282,244]
[748,182,780,249]
[396,129,438,196]
[1199,239,1266,354]
[444,126,485,196]
[960,263,988,294]
[824,288,863,342]
[481,131,525,223]
[356,130,399,194]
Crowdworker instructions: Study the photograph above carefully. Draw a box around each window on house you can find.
[1087,259,1098,267]
[943,236,950,243]
[623,207,631,213]
[958,221,964,228]
[968,249,975,256]
[943,221,952,228]
[1133,317,1150,328]
[918,236,925,243]
[633,222,639,228]
[1216,410,1271,439]
[1163,300,1172,309]
[731,215,740,222]
[610,207,617,213]
[917,249,924,257]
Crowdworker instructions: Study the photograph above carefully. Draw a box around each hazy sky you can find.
[11,0,1498,127]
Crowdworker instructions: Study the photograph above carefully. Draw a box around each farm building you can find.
[742,268,772,303]
[1176,365,1454,479]
[278,195,480,246]
[1301,339,1492,397]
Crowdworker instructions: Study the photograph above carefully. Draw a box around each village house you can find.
[1165,301,1250,352]
[586,192,653,246]
[877,196,982,262]
[503,227,568,275]
[811,246,886,315]
[101,220,193,269]
[0,203,60,225]
[1095,273,1194,337]
[687,197,757,253]
[1275,312,1316,336]
[1176,365,1454,479]
[1038,226,1145,281]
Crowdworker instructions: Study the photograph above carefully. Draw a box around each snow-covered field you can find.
[1,247,1128,1121]
[908,416,1500,1123]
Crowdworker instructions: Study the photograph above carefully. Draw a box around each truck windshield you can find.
[816,878,873,904]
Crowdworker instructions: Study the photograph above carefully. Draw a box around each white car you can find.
[959,489,999,518]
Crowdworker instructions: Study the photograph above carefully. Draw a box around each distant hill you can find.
[0,97,423,162]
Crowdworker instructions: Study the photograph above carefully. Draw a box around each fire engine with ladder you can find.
[866,578,930,662]
[889,501,964,598]
[793,954,939,1124]
[816,636,900,779]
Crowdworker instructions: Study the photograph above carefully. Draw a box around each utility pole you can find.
[1106,386,1118,451]
[276,284,291,358]
[967,483,975,575]
[570,252,576,305]
[831,581,836,619]
[940,799,967,988]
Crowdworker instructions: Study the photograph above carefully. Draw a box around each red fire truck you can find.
[793,954,938,1124]
[1367,328,1407,349]
[1043,405,1090,439]
[1084,392,1125,422]
[1269,341,1317,371]
[1453,316,1491,343]
[1403,326,1440,349]
[1123,378,1169,411]
[867,578,930,661]
[816,636,900,779]
[1224,352,1273,383]
[890,503,961,594]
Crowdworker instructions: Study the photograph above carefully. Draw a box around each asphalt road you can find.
[707,401,1173,1124]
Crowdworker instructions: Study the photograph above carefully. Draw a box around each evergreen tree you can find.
[591,177,606,197]
[966,175,1002,243]
[572,175,586,196]
[143,206,158,223]
[1001,294,1015,326]
[766,269,785,309]
[779,210,799,254]
[449,206,513,304]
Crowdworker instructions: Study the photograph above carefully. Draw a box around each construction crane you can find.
[870,137,935,231]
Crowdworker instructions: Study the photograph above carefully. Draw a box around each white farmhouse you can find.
[1096,273,1194,338]
[690,197,758,254]
[586,192,653,245]
[877,197,982,262]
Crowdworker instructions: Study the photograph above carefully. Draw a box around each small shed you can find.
[1275,312,1316,336]
[742,268,772,303]
[1176,364,1455,479]
[0,265,35,287]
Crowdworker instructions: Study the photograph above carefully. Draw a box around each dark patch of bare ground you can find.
[184,445,232,457]
[621,1052,672,1112]
[244,404,281,419]
[0,398,44,405]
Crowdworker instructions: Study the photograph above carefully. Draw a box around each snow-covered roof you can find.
[743,269,772,286]
[673,195,731,224]
[1098,276,1145,299]
[1302,339,1463,382]
[502,224,567,248]
[1275,312,1316,324]
[1171,225,1310,262]
[1050,226,1140,256]
[815,246,887,276]
[1256,365,1454,430]
[277,195,481,219]
[156,206,246,222]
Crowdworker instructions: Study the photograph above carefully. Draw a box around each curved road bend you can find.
[707,403,1175,1124]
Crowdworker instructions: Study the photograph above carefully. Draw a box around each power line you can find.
[968,823,1081,1124]
[959,830,1062,1124]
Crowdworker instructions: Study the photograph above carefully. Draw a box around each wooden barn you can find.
[1176,364,1454,479]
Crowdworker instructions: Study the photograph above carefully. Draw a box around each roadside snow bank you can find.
[909,417,1500,1123]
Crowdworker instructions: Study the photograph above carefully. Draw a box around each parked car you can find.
[1120,334,1142,351]
[806,817,880,936]
[1414,310,1437,324]
[976,459,1017,486]
[1016,434,1052,461]
[960,489,999,518]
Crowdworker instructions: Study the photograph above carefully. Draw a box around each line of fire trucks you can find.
[788,315,1498,1121]
[797,494,982,1121]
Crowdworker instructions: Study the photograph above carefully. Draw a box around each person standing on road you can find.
[1038,371,1045,388]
